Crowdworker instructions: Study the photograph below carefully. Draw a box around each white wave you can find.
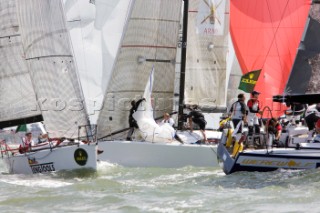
[0,178,73,188]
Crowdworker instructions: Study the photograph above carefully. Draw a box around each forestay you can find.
[0,0,42,128]
[184,0,229,110]
[16,0,90,138]
[97,0,182,139]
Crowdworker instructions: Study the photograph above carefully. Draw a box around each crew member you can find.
[161,113,175,127]
[19,132,34,153]
[126,98,145,141]
[247,91,261,135]
[229,93,248,133]
[305,104,320,130]
[266,117,282,147]
[187,105,207,142]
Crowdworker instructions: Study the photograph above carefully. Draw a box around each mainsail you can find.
[184,0,229,110]
[97,0,182,139]
[0,0,42,128]
[286,1,320,95]
[15,0,90,138]
[230,0,310,116]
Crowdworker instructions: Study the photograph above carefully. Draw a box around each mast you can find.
[178,0,189,130]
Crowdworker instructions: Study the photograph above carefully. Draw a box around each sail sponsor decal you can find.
[238,156,317,169]
[74,148,88,166]
[238,69,261,93]
[196,0,226,35]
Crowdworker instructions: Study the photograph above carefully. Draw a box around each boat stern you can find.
[217,133,235,174]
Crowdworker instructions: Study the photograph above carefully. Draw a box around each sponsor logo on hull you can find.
[30,162,56,174]
[74,148,88,166]
[238,156,318,169]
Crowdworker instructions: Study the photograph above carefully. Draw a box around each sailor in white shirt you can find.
[305,104,320,130]
[305,104,320,139]
[160,113,175,127]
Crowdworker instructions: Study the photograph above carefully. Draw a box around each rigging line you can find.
[266,0,288,88]
[263,0,290,79]
[249,0,265,71]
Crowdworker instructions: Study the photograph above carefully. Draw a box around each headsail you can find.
[97,0,182,139]
[286,2,320,95]
[184,0,229,110]
[16,0,90,138]
[133,68,175,142]
[0,0,42,128]
[62,0,131,123]
[230,0,310,116]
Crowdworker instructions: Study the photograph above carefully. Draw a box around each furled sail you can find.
[16,0,90,138]
[184,0,229,110]
[286,2,320,95]
[230,0,310,116]
[97,0,182,139]
[0,0,42,128]
[62,0,131,123]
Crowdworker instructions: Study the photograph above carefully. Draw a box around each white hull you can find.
[3,143,97,174]
[98,140,218,168]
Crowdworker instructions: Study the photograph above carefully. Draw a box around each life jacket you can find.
[247,99,260,113]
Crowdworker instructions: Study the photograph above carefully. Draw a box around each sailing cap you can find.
[251,91,260,95]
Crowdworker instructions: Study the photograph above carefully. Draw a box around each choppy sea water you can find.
[1,160,320,213]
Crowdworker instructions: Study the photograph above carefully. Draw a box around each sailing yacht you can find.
[94,0,231,168]
[218,1,320,175]
[0,0,97,174]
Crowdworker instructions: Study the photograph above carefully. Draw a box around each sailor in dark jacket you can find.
[126,98,145,141]
[187,105,207,142]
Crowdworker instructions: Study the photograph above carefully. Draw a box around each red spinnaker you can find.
[230,0,311,117]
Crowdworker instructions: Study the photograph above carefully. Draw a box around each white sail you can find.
[62,0,131,123]
[226,34,243,108]
[16,0,89,138]
[0,0,42,127]
[97,0,182,139]
[133,68,175,142]
[184,0,229,110]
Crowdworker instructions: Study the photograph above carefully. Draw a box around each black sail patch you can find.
[74,148,88,166]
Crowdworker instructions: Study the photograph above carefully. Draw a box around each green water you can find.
[0,160,319,213]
